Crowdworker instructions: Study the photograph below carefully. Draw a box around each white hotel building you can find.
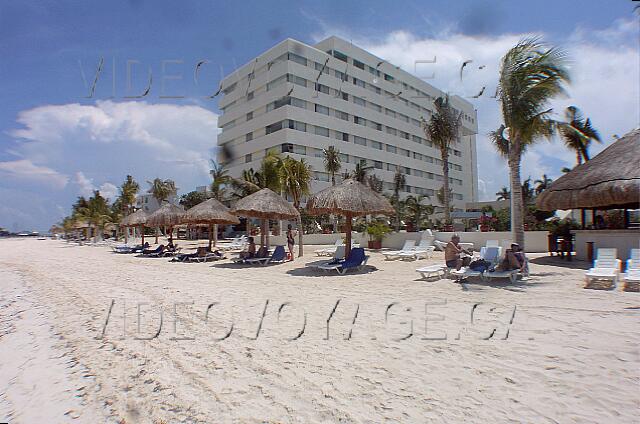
[217,36,478,209]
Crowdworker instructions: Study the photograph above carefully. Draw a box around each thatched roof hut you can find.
[307,179,394,216]
[183,198,239,225]
[121,209,148,227]
[233,188,299,220]
[537,129,640,211]
[307,179,394,257]
[183,198,240,249]
[146,203,185,227]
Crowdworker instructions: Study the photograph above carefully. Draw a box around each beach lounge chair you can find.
[142,245,165,257]
[585,248,620,289]
[434,240,447,251]
[317,247,369,274]
[112,245,134,254]
[623,249,640,291]
[486,240,499,247]
[449,246,502,281]
[383,240,416,260]
[315,240,342,256]
[244,245,287,266]
[416,264,448,280]
[232,246,269,264]
[398,239,435,260]
[221,236,247,251]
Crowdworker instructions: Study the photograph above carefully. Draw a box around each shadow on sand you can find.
[285,263,378,277]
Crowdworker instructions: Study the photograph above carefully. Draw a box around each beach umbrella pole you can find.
[141,225,145,246]
[214,224,218,247]
[208,223,213,251]
[345,213,352,259]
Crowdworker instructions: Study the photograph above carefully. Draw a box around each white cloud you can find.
[73,171,95,197]
[0,159,69,189]
[99,182,118,201]
[313,18,639,200]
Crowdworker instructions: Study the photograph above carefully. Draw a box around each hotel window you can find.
[287,74,307,87]
[288,120,306,132]
[291,97,307,108]
[335,110,349,121]
[334,130,345,141]
[454,150,462,157]
[314,126,330,137]
[425,156,433,163]
[384,74,394,82]
[339,153,349,163]
[404,167,411,175]
[386,145,397,154]
[412,135,422,144]
[315,83,330,94]
[370,140,383,150]
[386,127,397,136]
[247,91,254,101]
[400,131,409,140]
[368,66,380,76]
[332,50,348,62]
[341,92,349,101]
[342,132,349,142]
[372,85,381,94]
[245,153,252,163]
[387,163,397,172]
[354,136,367,146]
[399,148,410,157]
[245,132,253,142]
[374,160,383,169]
[288,52,307,66]
[314,61,328,73]
[315,172,330,182]
[294,145,307,155]
[335,70,346,81]
[427,172,434,179]
[411,118,421,127]
[385,108,396,118]
[281,143,294,153]
[246,112,253,121]
[353,77,366,88]
[222,82,237,94]
[354,116,365,125]
[269,96,289,110]
[266,121,284,134]
[221,119,235,131]
[353,59,365,70]
[353,96,366,106]
[315,104,330,115]
[369,102,382,112]
[267,75,286,91]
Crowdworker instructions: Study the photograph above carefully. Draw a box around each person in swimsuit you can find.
[286,224,295,261]
[444,234,472,270]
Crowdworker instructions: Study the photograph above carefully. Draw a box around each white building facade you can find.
[217,36,478,208]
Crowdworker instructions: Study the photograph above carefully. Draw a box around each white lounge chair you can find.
[315,240,342,256]
[585,248,620,289]
[449,246,502,281]
[622,248,640,291]
[383,240,416,260]
[486,240,499,247]
[398,239,435,260]
[416,264,447,280]
[434,240,447,251]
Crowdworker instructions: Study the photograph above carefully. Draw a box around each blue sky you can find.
[0,0,638,231]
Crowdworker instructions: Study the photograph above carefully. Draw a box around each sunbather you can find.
[239,237,257,259]
[496,243,527,272]
[445,235,472,270]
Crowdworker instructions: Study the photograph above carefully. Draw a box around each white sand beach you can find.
[0,238,638,423]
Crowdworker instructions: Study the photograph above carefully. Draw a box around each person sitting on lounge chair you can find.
[445,235,472,271]
[239,237,256,259]
[497,243,527,272]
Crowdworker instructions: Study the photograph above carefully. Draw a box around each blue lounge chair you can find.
[317,247,369,274]
[245,245,287,266]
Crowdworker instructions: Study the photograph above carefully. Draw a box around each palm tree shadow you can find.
[456,276,546,292]
[530,256,590,270]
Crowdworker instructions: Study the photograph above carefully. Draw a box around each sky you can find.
[0,0,638,232]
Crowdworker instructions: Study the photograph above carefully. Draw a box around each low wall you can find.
[267,230,549,253]
[573,230,639,262]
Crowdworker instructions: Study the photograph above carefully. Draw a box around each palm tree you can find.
[521,177,535,204]
[344,161,373,183]
[367,174,383,193]
[534,174,553,195]
[75,191,112,242]
[322,146,342,186]
[280,156,312,257]
[147,178,177,243]
[559,106,601,165]
[405,195,431,231]
[493,37,570,247]
[209,160,230,201]
[116,175,139,242]
[423,95,462,225]
[392,170,406,231]
[495,186,511,201]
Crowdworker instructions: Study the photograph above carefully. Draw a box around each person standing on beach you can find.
[286,224,295,261]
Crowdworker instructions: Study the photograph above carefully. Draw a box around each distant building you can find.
[135,193,179,213]
[466,200,510,212]
[217,36,479,208]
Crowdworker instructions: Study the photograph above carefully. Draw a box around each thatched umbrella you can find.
[307,179,394,258]
[233,188,299,249]
[73,220,89,240]
[121,209,148,245]
[183,198,240,250]
[146,203,185,244]
[537,129,640,211]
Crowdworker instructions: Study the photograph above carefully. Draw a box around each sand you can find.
[0,238,638,423]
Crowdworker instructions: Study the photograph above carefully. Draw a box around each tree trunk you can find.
[213,224,218,247]
[442,149,451,224]
[155,227,159,244]
[394,194,400,232]
[345,213,352,259]
[208,223,213,251]
[576,152,582,166]
[297,215,304,257]
[260,219,267,248]
[141,225,145,246]
[508,147,525,248]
